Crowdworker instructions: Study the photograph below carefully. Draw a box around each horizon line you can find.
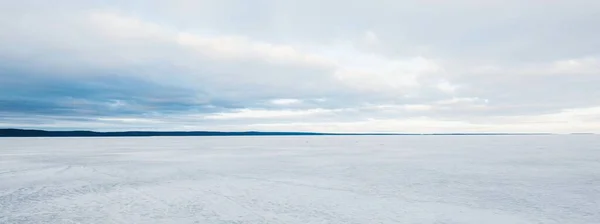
[1,128,594,137]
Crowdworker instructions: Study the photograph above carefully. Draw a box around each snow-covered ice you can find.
[1,135,599,224]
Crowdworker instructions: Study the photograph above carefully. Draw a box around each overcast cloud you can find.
[1,0,599,133]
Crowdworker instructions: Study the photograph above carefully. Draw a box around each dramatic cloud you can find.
[1,0,599,133]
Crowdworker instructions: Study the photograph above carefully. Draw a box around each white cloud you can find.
[465,57,600,77]
[203,108,337,120]
[364,30,380,47]
[551,57,600,75]
[83,12,445,97]
[235,107,600,133]
[367,104,433,112]
[86,12,335,69]
[333,56,441,93]
[96,117,162,124]
[437,97,488,106]
[107,100,127,109]
[530,106,600,123]
[175,32,334,68]
[436,80,459,93]
[89,12,169,41]
[270,99,302,105]
[403,104,434,111]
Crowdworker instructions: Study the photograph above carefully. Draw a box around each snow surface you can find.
[1,135,599,224]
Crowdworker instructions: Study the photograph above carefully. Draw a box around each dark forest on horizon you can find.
[0,129,557,137]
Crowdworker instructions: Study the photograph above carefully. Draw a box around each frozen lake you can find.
[1,136,599,224]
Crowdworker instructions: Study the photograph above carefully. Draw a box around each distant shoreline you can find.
[0,128,562,137]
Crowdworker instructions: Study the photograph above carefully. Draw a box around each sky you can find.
[1,0,600,133]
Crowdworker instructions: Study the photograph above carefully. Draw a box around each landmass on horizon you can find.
[0,128,558,137]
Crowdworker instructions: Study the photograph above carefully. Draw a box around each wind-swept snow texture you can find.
[1,136,599,224]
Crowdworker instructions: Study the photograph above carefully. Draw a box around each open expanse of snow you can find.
[1,136,599,224]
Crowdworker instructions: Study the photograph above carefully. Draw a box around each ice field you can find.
[1,135,599,223]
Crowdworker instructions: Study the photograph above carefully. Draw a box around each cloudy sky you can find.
[1,0,599,133]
